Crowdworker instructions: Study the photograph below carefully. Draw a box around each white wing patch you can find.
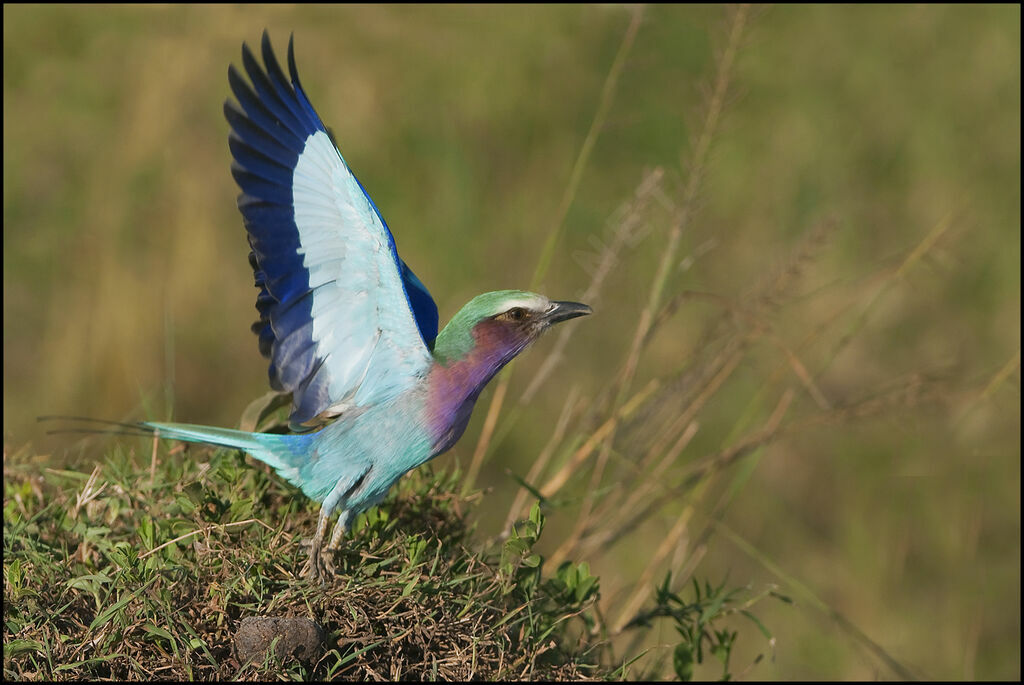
[292,131,432,410]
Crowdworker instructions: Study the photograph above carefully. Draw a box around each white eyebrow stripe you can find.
[492,295,549,315]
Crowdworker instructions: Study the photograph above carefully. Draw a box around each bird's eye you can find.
[498,307,528,322]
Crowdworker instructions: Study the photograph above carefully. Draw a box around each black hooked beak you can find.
[544,300,593,324]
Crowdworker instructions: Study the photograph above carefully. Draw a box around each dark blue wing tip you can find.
[229,30,440,358]
[260,30,275,67]
[287,33,301,87]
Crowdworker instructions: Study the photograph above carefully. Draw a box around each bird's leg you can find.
[300,510,331,582]
[322,510,351,576]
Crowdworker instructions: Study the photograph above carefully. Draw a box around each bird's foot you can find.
[299,510,350,583]
[299,540,335,584]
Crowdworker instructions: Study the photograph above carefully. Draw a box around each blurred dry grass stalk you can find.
[458,4,1009,678]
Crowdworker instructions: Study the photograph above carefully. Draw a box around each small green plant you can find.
[623,573,786,681]
[499,500,545,594]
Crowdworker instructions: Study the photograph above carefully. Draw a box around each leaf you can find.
[507,473,546,503]
[228,497,253,520]
[67,573,113,592]
[107,542,139,569]
[238,390,292,432]
[143,624,174,642]
[42,468,92,482]
[528,501,545,531]
[699,591,728,625]
[504,538,529,557]
[87,577,157,632]
[674,643,695,681]
[4,639,44,657]
[138,516,155,550]
[575,574,599,604]
[739,609,773,640]
[711,640,731,665]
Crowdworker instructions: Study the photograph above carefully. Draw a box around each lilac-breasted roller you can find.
[136,32,591,580]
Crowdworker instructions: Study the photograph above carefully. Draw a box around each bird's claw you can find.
[299,540,340,583]
[300,541,331,583]
[323,549,338,576]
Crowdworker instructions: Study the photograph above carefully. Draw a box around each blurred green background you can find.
[4,4,1019,680]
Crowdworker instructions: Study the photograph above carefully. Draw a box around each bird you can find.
[129,31,591,581]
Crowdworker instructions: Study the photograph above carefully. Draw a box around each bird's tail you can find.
[142,421,313,485]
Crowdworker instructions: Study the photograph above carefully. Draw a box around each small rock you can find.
[234,616,325,665]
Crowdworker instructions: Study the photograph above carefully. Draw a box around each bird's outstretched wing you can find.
[225,32,439,429]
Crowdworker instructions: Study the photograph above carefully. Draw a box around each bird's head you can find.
[433,290,591,367]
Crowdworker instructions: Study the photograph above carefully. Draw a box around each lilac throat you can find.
[423,325,526,455]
